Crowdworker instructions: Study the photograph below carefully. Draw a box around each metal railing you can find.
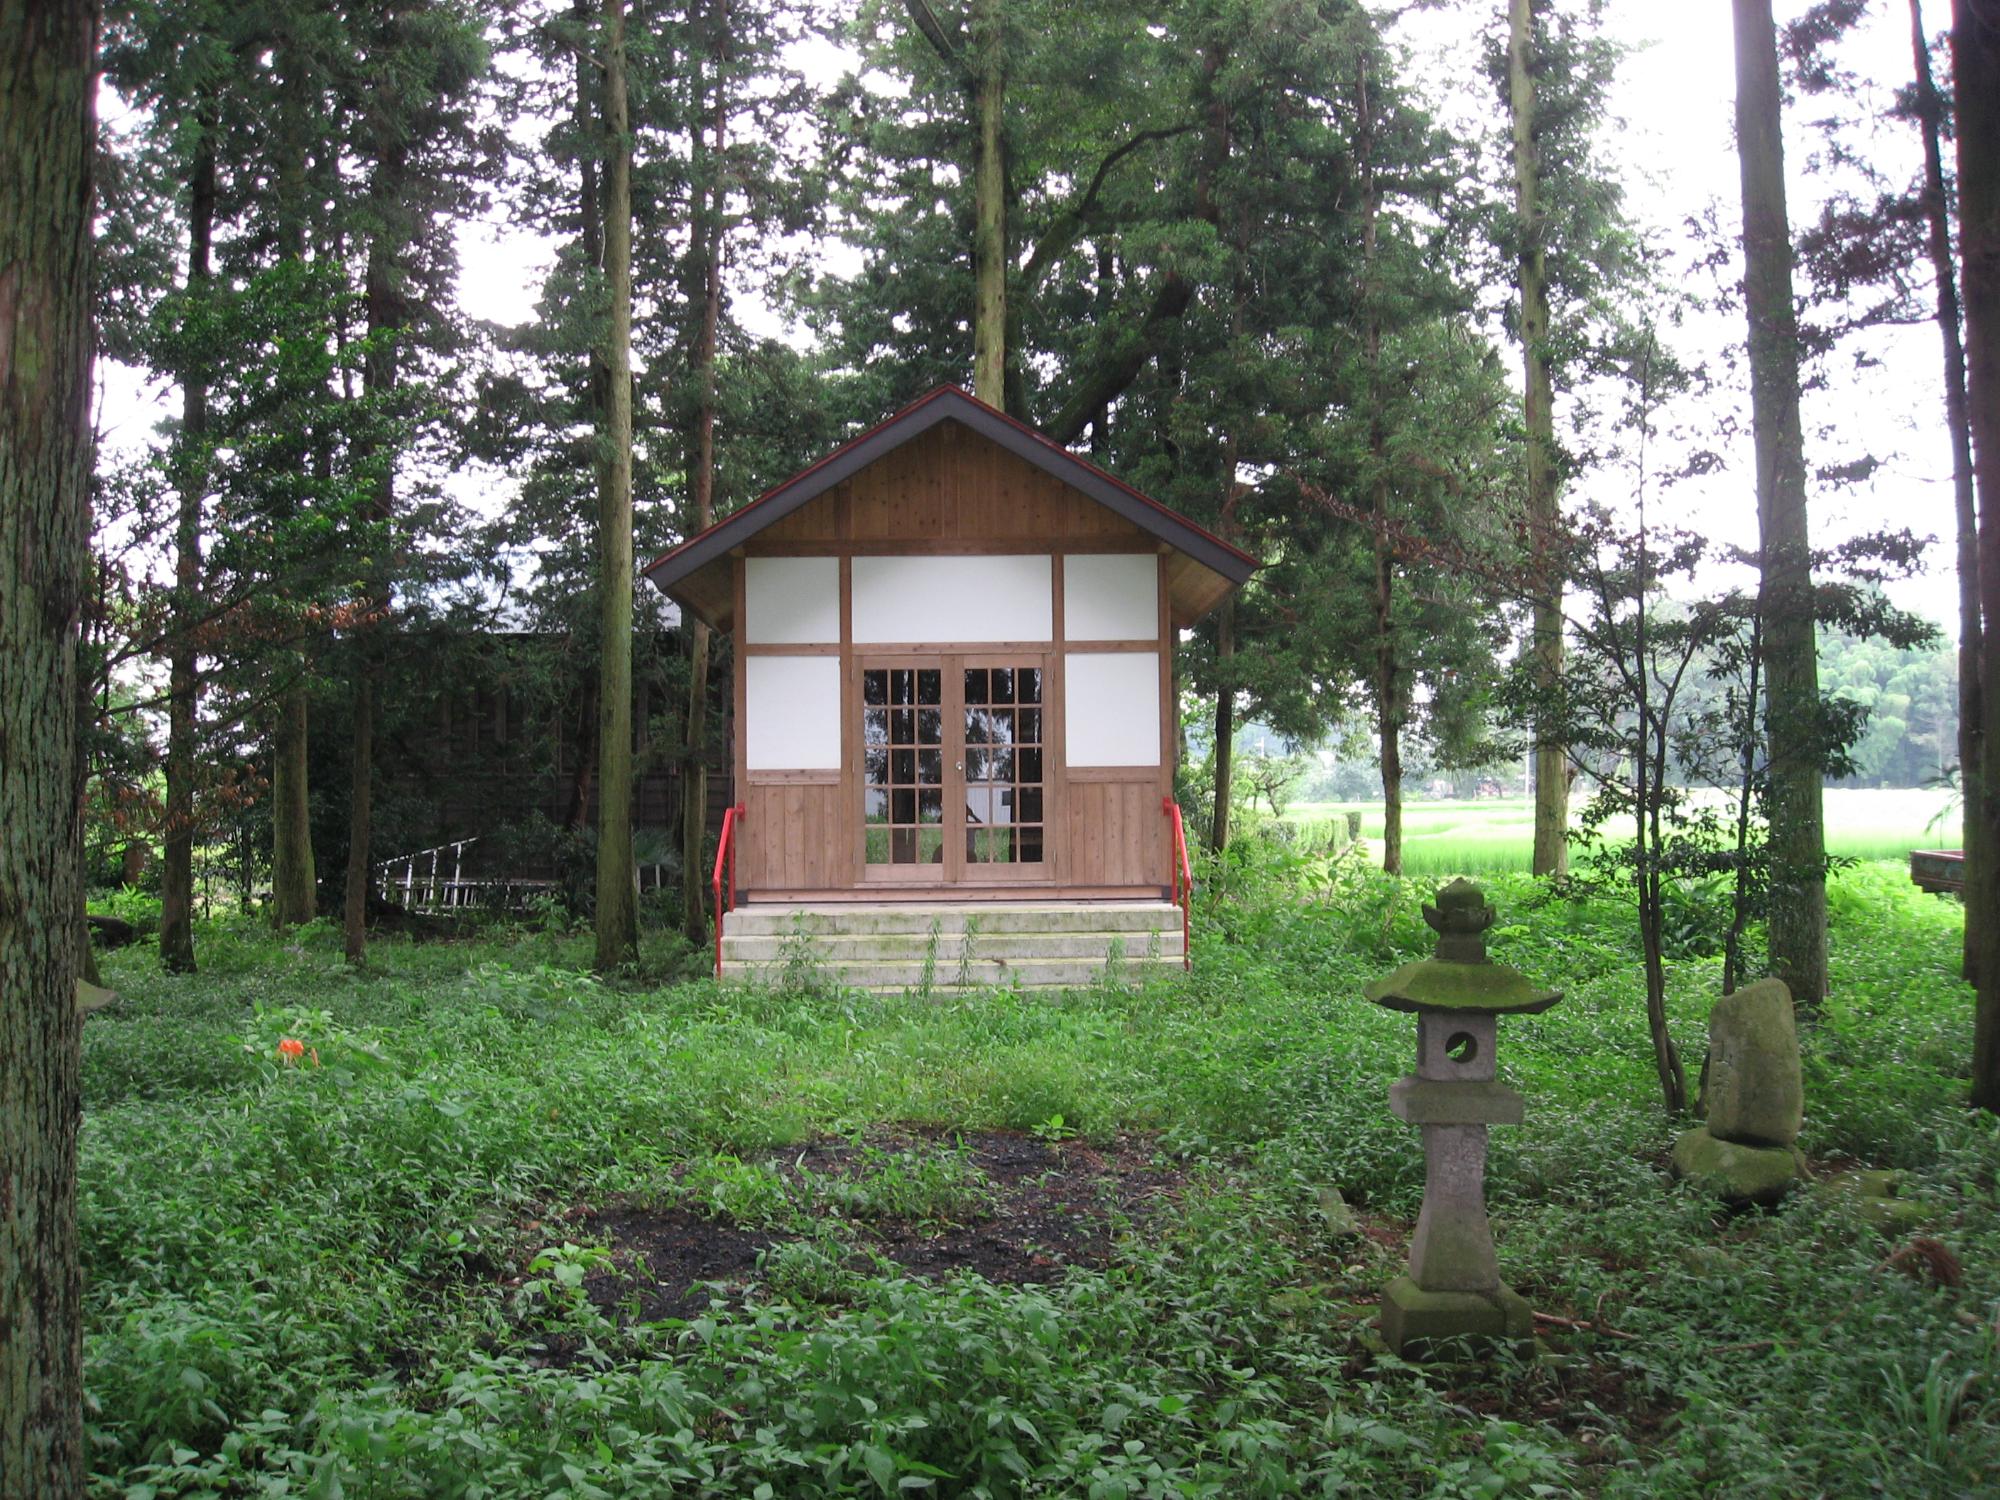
[712,804,745,978]
[1163,798,1193,972]
[372,838,557,915]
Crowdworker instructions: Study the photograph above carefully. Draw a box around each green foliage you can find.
[79,862,1997,1494]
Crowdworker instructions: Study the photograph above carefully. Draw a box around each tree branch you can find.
[1047,271,1195,444]
[1021,123,1201,289]
[902,0,974,91]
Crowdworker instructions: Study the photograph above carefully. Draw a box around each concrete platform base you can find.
[1379,1275,1534,1360]
[720,900,1185,990]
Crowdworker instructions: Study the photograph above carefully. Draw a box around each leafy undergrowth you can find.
[83,858,1999,1497]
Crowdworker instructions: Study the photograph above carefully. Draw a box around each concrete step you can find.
[723,929,1184,964]
[725,900,1179,938]
[721,955,1184,991]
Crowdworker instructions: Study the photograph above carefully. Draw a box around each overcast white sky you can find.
[1375,0,1958,627]
[103,1,1965,632]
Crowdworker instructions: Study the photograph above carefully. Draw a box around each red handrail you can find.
[1163,798,1193,972]
[712,804,745,979]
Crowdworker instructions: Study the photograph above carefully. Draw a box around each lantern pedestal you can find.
[1381,1276,1534,1357]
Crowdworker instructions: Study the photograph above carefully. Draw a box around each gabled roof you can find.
[642,386,1257,630]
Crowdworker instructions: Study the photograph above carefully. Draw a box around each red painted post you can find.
[711,805,744,980]
[1163,798,1193,972]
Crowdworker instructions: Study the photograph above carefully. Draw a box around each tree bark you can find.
[159,128,216,974]
[343,128,408,965]
[268,49,318,930]
[970,0,1006,407]
[0,1,97,1489]
[1635,520,1688,1113]
[270,682,316,924]
[564,667,598,829]
[1210,597,1234,852]
[594,0,639,970]
[1734,0,1828,1007]
[1375,515,1403,877]
[341,666,374,960]
[1088,245,1115,461]
[1511,0,1569,879]
[1954,0,2000,1110]
[682,3,727,948]
[1910,0,1984,983]
[1358,57,1403,878]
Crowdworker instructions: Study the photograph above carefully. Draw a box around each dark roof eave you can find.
[641,387,1258,594]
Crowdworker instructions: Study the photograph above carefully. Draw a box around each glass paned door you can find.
[962,663,1045,868]
[862,665,946,873]
[859,656,1051,882]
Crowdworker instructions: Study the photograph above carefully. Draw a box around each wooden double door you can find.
[859,654,1051,885]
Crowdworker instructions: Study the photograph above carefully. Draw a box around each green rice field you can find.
[1288,786,1959,877]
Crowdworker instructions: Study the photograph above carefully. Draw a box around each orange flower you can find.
[277,1038,305,1063]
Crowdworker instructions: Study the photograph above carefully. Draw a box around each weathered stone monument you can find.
[1671,978,1805,1206]
[1365,879,1560,1358]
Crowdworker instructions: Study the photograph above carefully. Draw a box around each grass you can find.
[76,855,1998,1497]
[1287,786,1960,877]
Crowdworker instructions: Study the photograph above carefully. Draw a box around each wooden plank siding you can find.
[744,781,845,890]
[751,423,1150,553]
[1064,779,1165,888]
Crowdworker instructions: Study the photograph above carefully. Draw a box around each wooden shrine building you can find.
[642,386,1256,985]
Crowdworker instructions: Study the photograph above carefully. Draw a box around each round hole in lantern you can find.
[1445,1031,1478,1064]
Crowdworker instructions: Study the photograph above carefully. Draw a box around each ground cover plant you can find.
[82,854,1997,1497]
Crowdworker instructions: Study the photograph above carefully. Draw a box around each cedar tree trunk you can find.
[0,0,97,1488]
[343,131,407,965]
[1954,0,2000,1109]
[270,682,316,924]
[1911,0,1984,981]
[594,0,639,969]
[1511,0,1569,878]
[682,4,727,947]
[1733,0,1828,1007]
[1210,597,1234,852]
[971,0,1005,407]
[1357,61,1403,875]
[159,130,215,973]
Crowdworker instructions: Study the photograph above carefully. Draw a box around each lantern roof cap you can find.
[1363,880,1562,1015]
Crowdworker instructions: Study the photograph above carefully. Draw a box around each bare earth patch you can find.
[555,1127,1186,1325]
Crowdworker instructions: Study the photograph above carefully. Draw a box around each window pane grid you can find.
[863,667,944,865]
[964,666,1044,866]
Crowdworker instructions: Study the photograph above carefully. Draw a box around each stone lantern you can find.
[1364,879,1561,1358]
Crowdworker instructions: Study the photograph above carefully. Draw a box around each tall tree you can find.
[342,66,412,966]
[898,0,1012,408]
[157,125,216,972]
[266,21,337,928]
[1908,0,1983,981]
[270,683,316,922]
[970,0,1006,405]
[1508,0,1570,878]
[0,0,97,1489]
[594,0,639,969]
[1733,0,1828,1007]
[1956,0,2000,1109]
[681,0,728,948]
[335,0,489,963]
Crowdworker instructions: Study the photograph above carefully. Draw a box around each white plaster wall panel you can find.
[745,656,843,769]
[851,554,1052,642]
[1063,552,1159,641]
[1065,651,1161,766]
[744,555,840,644]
